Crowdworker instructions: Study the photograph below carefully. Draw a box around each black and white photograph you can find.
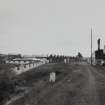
[0,0,105,105]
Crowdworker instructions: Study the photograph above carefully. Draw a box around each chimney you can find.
[98,38,101,50]
[104,45,105,54]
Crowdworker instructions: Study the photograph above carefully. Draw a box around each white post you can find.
[49,72,56,83]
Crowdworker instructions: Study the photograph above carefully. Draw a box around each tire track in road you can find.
[84,66,100,105]
[89,66,105,105]
[66,65,100,105]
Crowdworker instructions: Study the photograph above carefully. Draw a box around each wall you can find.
[12,61,46,75]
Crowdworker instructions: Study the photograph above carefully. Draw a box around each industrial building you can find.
[93,38,105,65]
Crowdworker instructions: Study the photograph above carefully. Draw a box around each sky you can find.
[0,0,105,57]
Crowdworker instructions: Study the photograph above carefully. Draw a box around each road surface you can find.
[5,63,105,105]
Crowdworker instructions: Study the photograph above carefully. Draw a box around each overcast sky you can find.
[0,0,105,57]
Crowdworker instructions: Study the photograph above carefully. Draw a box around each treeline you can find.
[47,54,76,63]
[47,52,83,63]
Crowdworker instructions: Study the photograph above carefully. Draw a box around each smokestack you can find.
[98,38,101,50]
[104,45,105,54]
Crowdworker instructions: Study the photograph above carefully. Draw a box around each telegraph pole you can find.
[91,28,93,65]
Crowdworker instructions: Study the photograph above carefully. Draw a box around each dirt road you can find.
[6,63,105,105]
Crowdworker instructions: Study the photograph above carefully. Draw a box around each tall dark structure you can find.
[95,38,104,64]
[98,38,101,50]
[94,38,105,65]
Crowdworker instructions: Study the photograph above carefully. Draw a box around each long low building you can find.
[6,57,49,64]
[6,57,49,74]
[12,61,45,74]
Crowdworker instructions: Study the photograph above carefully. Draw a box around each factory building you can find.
[94,38,105,65]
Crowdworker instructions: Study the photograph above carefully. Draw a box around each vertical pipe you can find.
[91,28,92,65]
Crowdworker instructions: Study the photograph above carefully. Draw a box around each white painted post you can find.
[49,72,56,83]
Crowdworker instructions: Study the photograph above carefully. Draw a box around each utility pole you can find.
[91,28,93,65]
